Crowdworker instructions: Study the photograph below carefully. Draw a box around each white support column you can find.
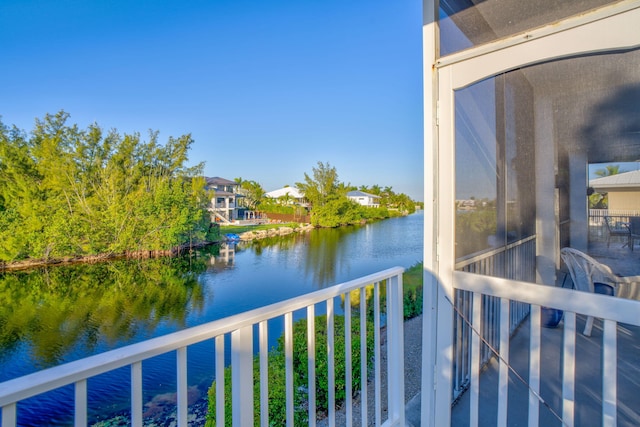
[421,1,441,426]
[569,150,588,252]
[431,58,456,427]
[534,96,558,286]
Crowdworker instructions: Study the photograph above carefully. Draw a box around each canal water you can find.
[0,212,423,426]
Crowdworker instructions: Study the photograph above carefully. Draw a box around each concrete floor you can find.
[449,316,640,426]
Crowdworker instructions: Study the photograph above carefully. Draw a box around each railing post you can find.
[602,319,617,427]
[215,336,225,427]
[74,379,87,427]
[2,403,17,427]
[232,325,254,427]
[132,361,143,427]
[386,273,405,425]
[177,347,188,426]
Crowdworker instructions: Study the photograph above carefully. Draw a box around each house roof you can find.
[589,169,640,190]
[347,190,380,199]
[206,176,237,186]
[265,187,305,199]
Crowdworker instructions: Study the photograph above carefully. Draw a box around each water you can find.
[0,212,423,426]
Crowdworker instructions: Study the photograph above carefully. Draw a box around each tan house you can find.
[590,169,640,211]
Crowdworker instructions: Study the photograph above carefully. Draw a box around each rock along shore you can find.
[235,223,315,241]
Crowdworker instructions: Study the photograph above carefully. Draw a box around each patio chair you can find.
[560,247,640,336]
[603,215,630,248]
[628,216,640,251]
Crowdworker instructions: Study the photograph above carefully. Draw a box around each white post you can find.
[421,1,440,426]
[176,347,188,426]
[569,150,588,251]
[430,35,456,427]
[232,325,254,426]
[534,96,558,286]
[386,273,405,425]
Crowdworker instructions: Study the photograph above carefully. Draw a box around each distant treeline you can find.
[0,113,420,264]
[0,111,214,263]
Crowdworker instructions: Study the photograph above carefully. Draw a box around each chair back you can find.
[560,248,617,293]
[561,248,595,293]
[604,216,615,232]
[629,216,640,235]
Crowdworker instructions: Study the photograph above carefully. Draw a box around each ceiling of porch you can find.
[522,48,640,164]
[442,0,640,165]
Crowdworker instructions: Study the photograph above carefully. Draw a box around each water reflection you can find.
[305,227,351,287]
[205,242,235,270]
[0,256,207,370]
[230,226,358,287]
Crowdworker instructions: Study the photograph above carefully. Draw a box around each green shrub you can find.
[206,314,374,426]
[402,262,424,319]
[206,263,423,426]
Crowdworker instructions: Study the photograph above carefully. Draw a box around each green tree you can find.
[0,111,211,262]
[590,164,621,208]
[240,180,264,209]
[296,161,339,208]
[594,164,620,177]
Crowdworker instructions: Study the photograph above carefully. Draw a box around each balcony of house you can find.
[213,202,236,210]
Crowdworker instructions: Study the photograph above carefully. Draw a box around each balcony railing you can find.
[213,202,236,209]
[0,267,406,427]
[450,271,640,426]
[452,236,535,401]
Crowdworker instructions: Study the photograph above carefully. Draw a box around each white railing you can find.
[588,209,640,243]
[453,271,640,426]
[0,267,406,427]
[589,209,640,226]
[452,236,536,401]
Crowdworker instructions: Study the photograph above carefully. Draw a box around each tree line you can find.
[1,114,419,263]
[239,161,420,228]
[0,111,213,263]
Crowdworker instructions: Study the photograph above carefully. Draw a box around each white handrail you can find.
[454,271,639,325]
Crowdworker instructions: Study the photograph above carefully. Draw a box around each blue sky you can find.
[0,0,424,200]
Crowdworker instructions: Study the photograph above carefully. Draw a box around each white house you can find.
[264,186,308,207]
[205,177,243,223]
[346,190,380,208]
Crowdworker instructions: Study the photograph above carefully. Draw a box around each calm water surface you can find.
[0,212,422,425]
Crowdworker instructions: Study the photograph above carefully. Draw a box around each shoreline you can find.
[0,241,215,272]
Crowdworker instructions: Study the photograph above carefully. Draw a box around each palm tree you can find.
[590,164,620,209]
[594,164,620,177]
